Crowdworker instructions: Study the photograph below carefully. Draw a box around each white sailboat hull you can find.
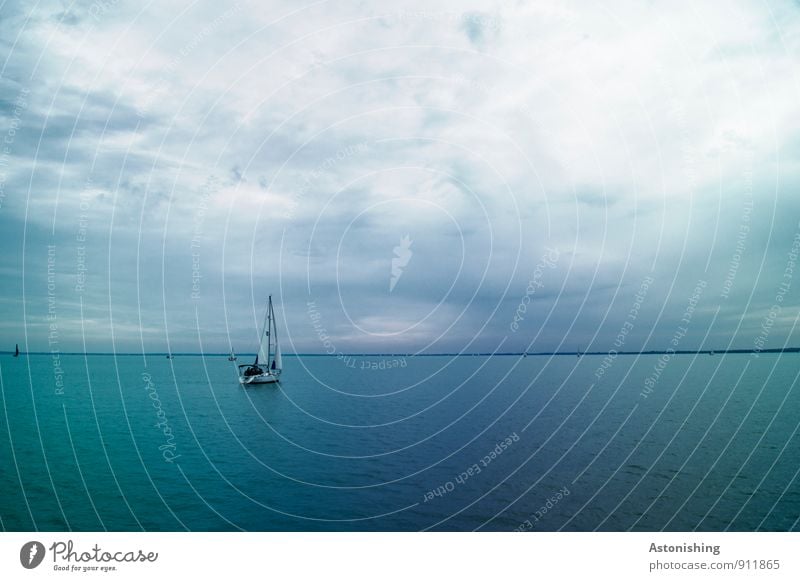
[238,372,280,385]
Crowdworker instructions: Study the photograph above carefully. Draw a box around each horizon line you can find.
[3,348,799,357]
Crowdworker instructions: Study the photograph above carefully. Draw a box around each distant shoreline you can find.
[3,348,798,357]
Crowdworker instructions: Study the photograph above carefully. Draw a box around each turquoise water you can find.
[0,353,798,531]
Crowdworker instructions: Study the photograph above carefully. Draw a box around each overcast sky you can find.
[1,0,799,354]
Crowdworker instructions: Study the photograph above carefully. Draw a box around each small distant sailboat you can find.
[239,295,282,385]
[228,351,237,362]
[14,343,19,357]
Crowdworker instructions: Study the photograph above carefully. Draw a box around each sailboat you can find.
[14,344,19,357]
[238,295,282,385]
[228,351,237,361]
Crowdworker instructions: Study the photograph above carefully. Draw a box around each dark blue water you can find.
[1,353,798,531]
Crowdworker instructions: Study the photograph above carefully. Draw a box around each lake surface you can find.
[1,353,798,531]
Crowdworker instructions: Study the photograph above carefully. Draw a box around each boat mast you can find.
[256,300,269,366]
[271,297,278,361]
[266,295,273,370]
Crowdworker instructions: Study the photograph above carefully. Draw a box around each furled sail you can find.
[258,329,269,368]
[273,342,282,371]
